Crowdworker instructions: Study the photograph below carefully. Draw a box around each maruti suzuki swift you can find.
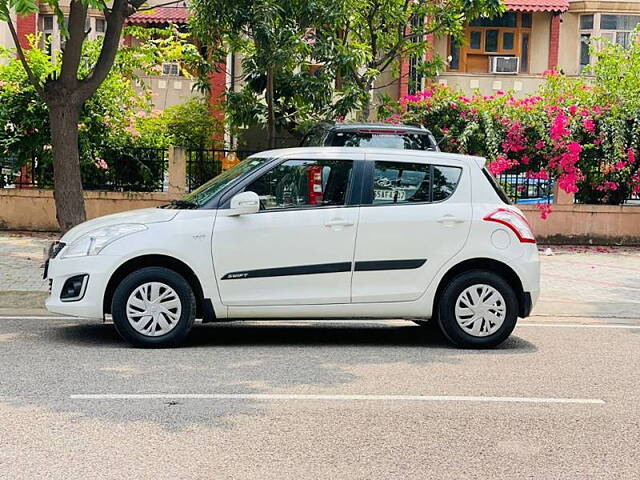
[44,148,540,348]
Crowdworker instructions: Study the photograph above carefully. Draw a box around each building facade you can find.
[400,0,640,98]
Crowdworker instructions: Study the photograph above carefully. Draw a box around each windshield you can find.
[181,156,271,208]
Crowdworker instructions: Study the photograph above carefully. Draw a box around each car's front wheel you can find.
[437,270,518,348]
[112,267,196,347]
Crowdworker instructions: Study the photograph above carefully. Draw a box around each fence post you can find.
[553,184,574,205]
[168,146,187,195]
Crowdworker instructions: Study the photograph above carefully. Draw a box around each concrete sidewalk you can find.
[1,231,639,318]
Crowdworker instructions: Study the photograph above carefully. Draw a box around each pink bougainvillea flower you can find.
[569,105,578,116]
[583,118,596,132]
[628,149,636,164]
[550,112,570,141]
[526,170,550,180]
[94,158,109,170]
[487,155,512,175]
[615,161,627,171]
[558,172,580,193]
[536,202,552,220]
[596,181,619,192]
[535,140,546,150]
[567,141,582,155]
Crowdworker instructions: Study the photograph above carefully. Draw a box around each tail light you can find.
[307,165,323,205]
[483,208,536,244]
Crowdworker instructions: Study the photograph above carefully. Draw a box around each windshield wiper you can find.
[158,199,199,209]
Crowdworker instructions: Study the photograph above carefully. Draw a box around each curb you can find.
[0,290,48,309]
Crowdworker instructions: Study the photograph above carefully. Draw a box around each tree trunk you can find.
[48,102,86,233]
[266,67,276,149]
[360,81,374,121]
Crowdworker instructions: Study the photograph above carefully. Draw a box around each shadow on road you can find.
[54,320,537,352]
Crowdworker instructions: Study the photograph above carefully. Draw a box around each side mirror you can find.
[228,191,260,216]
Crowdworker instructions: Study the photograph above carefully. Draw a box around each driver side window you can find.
[245,159,353,210]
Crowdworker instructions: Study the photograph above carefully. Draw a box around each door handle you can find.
[437,215,465,226]
[324,218,354,228]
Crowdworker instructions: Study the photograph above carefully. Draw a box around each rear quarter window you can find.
[433,166,462,201]
[482,168,512,205]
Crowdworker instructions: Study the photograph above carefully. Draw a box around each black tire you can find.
[112,266,196,347]
[437,270,518,349]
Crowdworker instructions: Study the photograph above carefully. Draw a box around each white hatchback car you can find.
[45,148,539,348]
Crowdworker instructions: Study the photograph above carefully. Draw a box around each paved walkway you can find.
[0,232,55,292]
[1,231,639,317]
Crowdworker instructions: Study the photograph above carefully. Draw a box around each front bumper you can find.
[45,254,120,318]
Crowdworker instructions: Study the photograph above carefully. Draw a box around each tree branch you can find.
[60,0,88,85]
[6,14,45,98]
[77,0,136,100]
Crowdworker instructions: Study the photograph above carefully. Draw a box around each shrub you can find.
[382,38,640,207]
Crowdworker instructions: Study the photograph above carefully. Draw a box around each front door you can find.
[352,154,472,303]
[212,154,362,306]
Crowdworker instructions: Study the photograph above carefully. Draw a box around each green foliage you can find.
[383,51,640,206]
[135,98,224,148]
[190,0,502,136]
[0,33,211,188]
[0,36,145,175]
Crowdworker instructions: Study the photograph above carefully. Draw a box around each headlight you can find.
[62,224,147,258]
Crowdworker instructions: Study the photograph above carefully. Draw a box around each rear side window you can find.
[371,161,462,204]
[329,132,436,150]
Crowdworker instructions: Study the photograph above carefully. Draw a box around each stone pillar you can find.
[167,147,187,196]
[554,184,574,205]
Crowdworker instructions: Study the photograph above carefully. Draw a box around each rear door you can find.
[351,153,472,303]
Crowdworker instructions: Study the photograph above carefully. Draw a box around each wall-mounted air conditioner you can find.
[489,56,519,74]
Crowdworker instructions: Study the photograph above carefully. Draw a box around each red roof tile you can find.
[127,7,190,25]
[505,0,569,12]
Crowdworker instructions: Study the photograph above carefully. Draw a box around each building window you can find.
[408,16,424,95]
[580,14,594,30]
[95,18,106,34]
[162,62,180,76]
[41,15,55,57]
[447,12,531,74]
[600,14,640,48]
[578,14,640,71]
[521,33,530,72]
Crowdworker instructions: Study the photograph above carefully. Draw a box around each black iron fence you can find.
[0,147,168,192]
[186,148,257,192]
[575,160,640,205]
[495,164,554,205]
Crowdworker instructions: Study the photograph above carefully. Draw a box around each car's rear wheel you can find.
[112,267,196,347]
[437,270,518,348]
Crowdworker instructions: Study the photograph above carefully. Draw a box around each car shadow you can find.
[54,320,537,353]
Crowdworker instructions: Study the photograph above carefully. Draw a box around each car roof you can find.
[326,122,428,132]
[252,147,486,169]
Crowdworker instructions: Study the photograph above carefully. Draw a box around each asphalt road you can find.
[0,315,638,479]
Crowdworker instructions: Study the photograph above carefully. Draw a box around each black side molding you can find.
[354,259,426,271]
[221,262,352,280]
[221,259,427,280]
